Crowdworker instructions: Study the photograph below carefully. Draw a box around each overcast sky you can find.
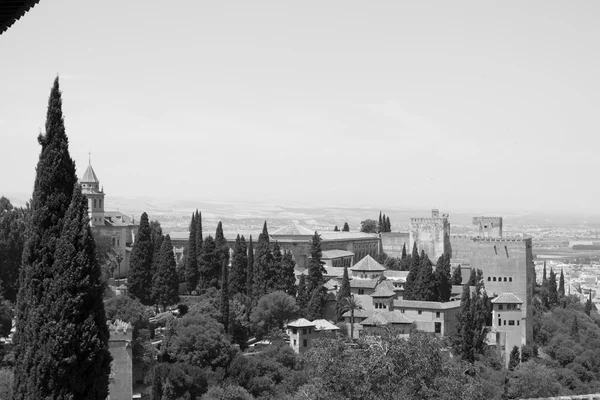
[1,1,599,214]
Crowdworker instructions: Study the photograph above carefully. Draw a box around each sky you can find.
[1,0,599,214]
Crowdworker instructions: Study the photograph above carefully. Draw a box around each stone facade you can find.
[409,209,450,262]
[381,232,411,258]
[473,216,503,238]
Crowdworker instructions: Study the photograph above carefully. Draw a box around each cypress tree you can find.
[306,287,324,321]
[570,315,579,342]
[334,225,339,232]
[342,222,349,232]
[542,261,547,287]
[297,275,309,310]
[585,291,593,316]
[401,243,407,260]
[270,241,283,291]
[152,235,180,311]
[386,216,391,232]
[404,243,421,300]
[185,213,198,293]
[149,220,164,278]
[0,198,28,302]
[306,231,326,295]
[508,346,520,371]
[13,77,107,399]
[198,236,220,289]
[214,221,230,287]
[128,213,154,305]
[229,235,247,296]
[278,249,297,296]
[548,268,558,306]
[434,253,452,302]
[221,260,230,333]
[246,236,254,298]
[451,265,463,285]
[195,210,203,254]
[558,269,565,298]
[414,254,436,301]
[336,266,351,321]
[378,211,383,233]
[467,268,477,286]
[253,222,271,299]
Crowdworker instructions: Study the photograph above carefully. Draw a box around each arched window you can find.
[493,277,497,282]
[93,199,97,209]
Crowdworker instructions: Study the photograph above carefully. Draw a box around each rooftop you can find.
[104,211,136,227]
[0,0,41,35]
[350,255,386,272]
[323,266,345,278]
[361,311,414,326]
[322,249,355,259]
[393,299,462,310]
[349,279,379,289]
[81,164,99,183]
[371,281,397,297]
[287,318,315,328]
[383,270,409,281]
[271,223,315,236]
[342,308,371,319]
[312,319,340,331]
[491,292,523,304]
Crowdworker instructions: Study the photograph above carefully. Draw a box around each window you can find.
[503,277,507,282]
[493,277,497,282]
[498,318,501,326]
[99,199,102,208]
[117,238,120,247]
[499,305,503,310]
[400,309,405,313]
[418,310,422,315]
[303,339,307,347]
[517,320,520,326]
[292,328,297,334]
[112,237,116,246]
[302,329,307,335]
[509,277,512,282]
[487,277,491,281]
[293,339,296,346]
[358,289,364,295]
[308,329,312,334]
[436,312,440,318]
[503,320,506,326]
[508,320,515,326]
[93,199,97,208]
[435,322,441,334]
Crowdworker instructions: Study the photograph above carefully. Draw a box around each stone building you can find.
[490,293,524,367]
[473,216,503,238]
[409,209,451,262]
[286,318,317,354]
[81,161,139,278]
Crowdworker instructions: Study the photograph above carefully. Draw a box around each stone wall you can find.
[381,232,410,258]
[410,215,450,261]
[473,216,503,238]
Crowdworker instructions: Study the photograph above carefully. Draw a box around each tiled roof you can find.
[81,164,99,183]
[393,299,462,310]
[349,279,379,289]
[319,232,379,241]
[342,308,371,318]
[351,255,386,272]
[361,311,414,326]
[312,319,340,331]
[322,249,354,259]
[491,292,523,304]
[271,223,315,236]
[371,281,396,297]
[323,279,339,290]
[324,266,345,278]
[287,318,315,328]
[104,211,136,226]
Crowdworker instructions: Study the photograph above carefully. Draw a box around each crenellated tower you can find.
[80,157,105,226]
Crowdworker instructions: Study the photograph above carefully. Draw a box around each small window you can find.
[498,318,502,326]
[503,277,507,282]
[117,238,120,246]
[99,199,102,208]
[487,277,491,281]
[493,277,497,282]
[436,312,440,318]
[508,320,515,326]
[292,328,297,334]
[517,320,520,326]
[302,329,307,335]
[418,310,422,315]
[303,339,307,347]
[112,237,116,246]
[400,309,404,314]
[503,320,506,326]
[434,322,441,334]
[499,305,503,310]
[509,277,512,282]
[293,339,296,346]
[358,289,364,295]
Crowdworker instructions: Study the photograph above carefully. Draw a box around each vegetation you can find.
[128,212,154,305]
[0,197,27,302]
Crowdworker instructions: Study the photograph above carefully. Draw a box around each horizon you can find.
[2,1,600,214]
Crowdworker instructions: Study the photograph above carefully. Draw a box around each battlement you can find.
[473,216,502,224]
[450,234,529,243]
[411,217,448,224]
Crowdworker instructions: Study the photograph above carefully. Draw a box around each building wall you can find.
[108,340,132,400]
[92,225,137,278]
[381,232,411,258]
[287,327,316,354]
[473,217,503,238]
[391,307,461,336]
[410,214,450,262]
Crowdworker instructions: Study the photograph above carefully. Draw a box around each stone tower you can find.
[473,216,503,238]
[80,159,105,226]
[409,209,451,261]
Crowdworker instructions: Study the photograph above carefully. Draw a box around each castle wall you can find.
[381,232,410,258]
[473,217,503,238]
[410,216,450,261]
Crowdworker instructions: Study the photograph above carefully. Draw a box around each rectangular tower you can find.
[409,209,450,261]
[473,217,503,238]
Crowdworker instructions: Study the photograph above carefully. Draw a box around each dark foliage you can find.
[152,235,180,311]
[342,222,350,232]
[229,235,248,296]
[185,213,199,293]
[306,232,326,295]
[0,197,27,302]
[128,212,154,305]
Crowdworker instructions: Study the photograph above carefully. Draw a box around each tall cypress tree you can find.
[185,213,198,293]
[452,265,463,285]
[297,275,309,310]
[270,241,283,291]
[306,287,325,321]
[221,260,230,333]
[401,243,407,260]
[378,211,383,233]
[14,77,109,399]
[336,266,351,321]
[198,236,220,289]
[404,243,421,300]
[467,268,478,286]
[214,221,230,287]
[246,236,254,298]
[195,210,203,254]
[434,253,452,302]
[414,254,436,301]
[152,235,180,311]
[229,235,248,296]
[306,231,326,295]
[253,222,271,299]
[548,268,558,306]
[585,291,593,316]
[342,222,349,232]
[542,261,547,287]
[558,269,565,298]
[128,212,154,305]
[149,220,164,277]
[278,250,297,296]
[385,216,391,232]
[334,225,339,232]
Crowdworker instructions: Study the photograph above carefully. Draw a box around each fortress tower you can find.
[80,159,105,227]
[409,209,450,261]
[473,216,503,238]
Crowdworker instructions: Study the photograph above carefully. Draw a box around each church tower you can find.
[80,157,105,226]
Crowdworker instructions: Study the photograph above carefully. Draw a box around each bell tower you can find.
[80,153,105,226]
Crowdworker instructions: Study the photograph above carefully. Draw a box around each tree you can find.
[467,268,477,286]
[342,222,349,232]
[334,225,339,232]
[558,269,565,298]
[378,212,383,233]
[452,265,463,285]
[253,222,272,299]
[195,210,203,255]
[152,235,180,311]
[127,213,154,304]
[454,280,488,363]
[336,266,351,321]
[548,268,558,306]
[14,77,110,399]
[343,295,363,340]
[401,243,407,259]
[506,361,561,399]
[278,250,297,296]
[306,232,326,296]
[198,236,221,290]
[385,216,391,232]
[508,346,520,370]
[149,220,164,278]
[229,235,247,296]
[202,385,253,400]
[404,243,421,300]
[296,275,309,310]
[414,254,436,301]
[246,236,254,298]
[250,291,298,336]
[214,221,230,286]
[360,219,378,233]
[570,315,579,342]
[434,253,452,302]
[306,288,325,321]
[221,260,230,333]
[585,291,593,316]
[185,213,198,294]
[0,296,12,338]
[149,363,208,400]
[0,197,28,302]
[542,261,547,286]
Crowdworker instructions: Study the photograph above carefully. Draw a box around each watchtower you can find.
[473,217,503,238]
[409,209,450,261]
